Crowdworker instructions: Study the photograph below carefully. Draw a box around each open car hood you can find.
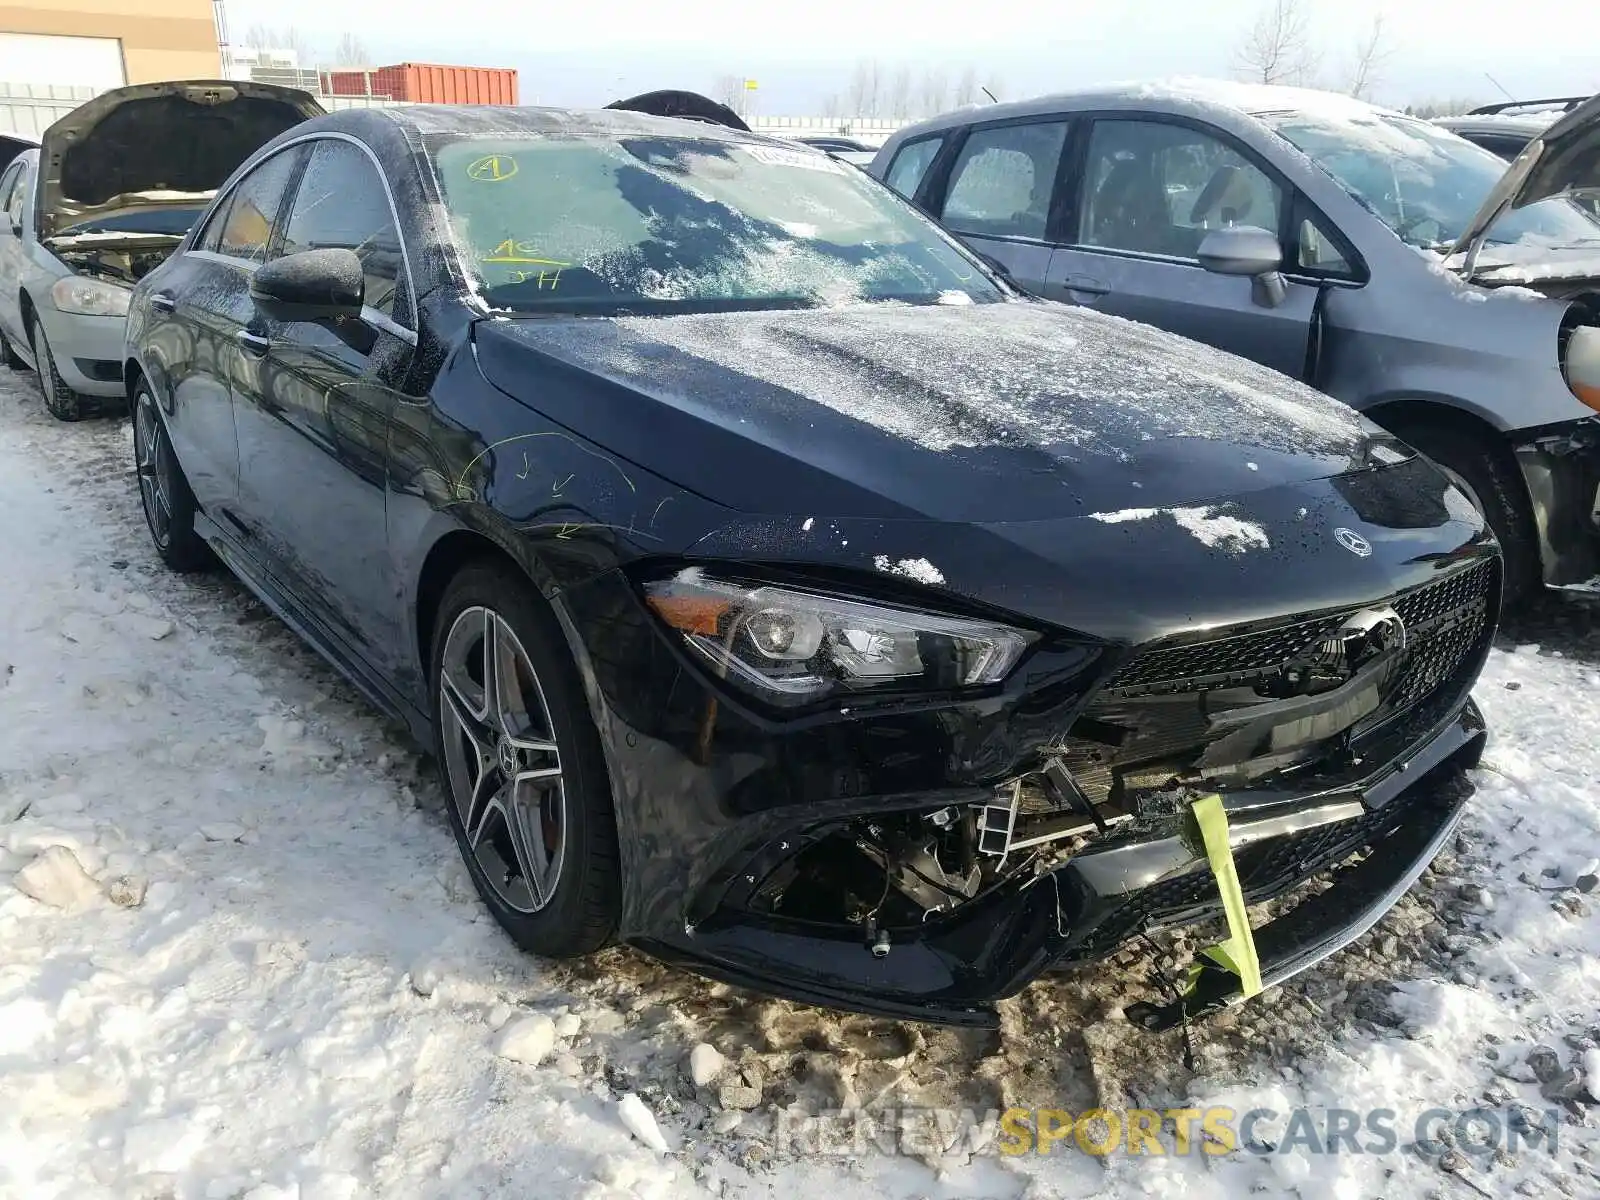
[1449,92,1600,278]
[37,80,324,240]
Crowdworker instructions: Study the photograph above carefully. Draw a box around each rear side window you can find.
[279,139,406,321]
[210,146,304,262]
[883,136,942,199]
[939,121,1068,240]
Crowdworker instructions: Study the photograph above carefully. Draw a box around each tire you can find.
[1395,421,1538,609]
[133,383,210,572]
[430,562,621,957]
[31,320,90,421]
[0,323,25,370]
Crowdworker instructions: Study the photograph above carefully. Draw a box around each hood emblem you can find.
[1316,606,1406,675]
[1334,527,1372,557]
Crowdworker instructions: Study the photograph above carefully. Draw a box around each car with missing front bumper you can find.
[871,81,1600,608]
[0,80,321,420]
[125,103,1498,1027]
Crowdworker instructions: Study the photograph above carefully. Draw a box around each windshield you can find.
[430,134,1002,313]
[1262,110,1600,250]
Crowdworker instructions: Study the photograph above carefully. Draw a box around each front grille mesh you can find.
[1102,558,1497,700]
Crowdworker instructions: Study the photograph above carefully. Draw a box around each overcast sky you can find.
[223,0,1598,114]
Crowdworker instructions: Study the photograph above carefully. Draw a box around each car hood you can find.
[37,80,324,239]
[472,300,1397,524]
[1450,92,1600,276]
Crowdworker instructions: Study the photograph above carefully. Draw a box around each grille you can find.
[1102,558,1497,700]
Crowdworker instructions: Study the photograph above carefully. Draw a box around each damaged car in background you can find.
[126,101,1500,1028]
[872,83,1600,607]
[0,80,322,419]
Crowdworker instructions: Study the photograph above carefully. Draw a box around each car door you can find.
[926,119,1070,292]
[1045,117,1317,379]
[232,135,416,672]
[0,158,28,344]
[154,143,309,518]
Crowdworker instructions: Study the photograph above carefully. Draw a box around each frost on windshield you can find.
[430,133,996,311]
[1263,110,1600,252]
[525,301,1367,461]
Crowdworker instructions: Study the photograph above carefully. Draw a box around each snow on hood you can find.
[37,80,324,239]
[476,299,1391,523]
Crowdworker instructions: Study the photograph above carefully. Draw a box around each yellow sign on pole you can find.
[744,79,758,90]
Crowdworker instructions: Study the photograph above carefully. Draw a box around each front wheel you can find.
[431,563,621,958]
[32,321,89,421]
[1396,422,1538,608]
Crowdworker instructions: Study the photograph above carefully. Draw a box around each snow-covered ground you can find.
[3,367,1600,1200]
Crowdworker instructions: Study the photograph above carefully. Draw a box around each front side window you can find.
[430,133,1002,314]
[214,147,303,262]
[0,161,22,227]
[1262,110,1600,251]
[883,136,942,199]
[280,139,405,320]
[1080,120,1283,259]
[940,122,1068,240]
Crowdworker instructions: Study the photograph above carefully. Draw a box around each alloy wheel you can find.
[438,605,567,913]
[135,392,172,548]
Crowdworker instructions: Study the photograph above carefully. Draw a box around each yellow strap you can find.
[1189,792,1263,999]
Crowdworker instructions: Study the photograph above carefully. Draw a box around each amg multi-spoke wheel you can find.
[431,565,620,956]
[133,385,209,572]
[439,607,567,912]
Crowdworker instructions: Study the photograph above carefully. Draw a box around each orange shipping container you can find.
[324,63,518,105]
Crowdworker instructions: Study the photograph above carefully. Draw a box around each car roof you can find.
[304,102,774,146]
[1434,113,1550,137]
[883,77,1412,143]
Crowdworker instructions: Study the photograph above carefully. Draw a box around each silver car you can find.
[0,80,321,420]
[870,81,1600,605]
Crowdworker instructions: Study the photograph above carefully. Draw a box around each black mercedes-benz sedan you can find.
[124,104,1499,1028]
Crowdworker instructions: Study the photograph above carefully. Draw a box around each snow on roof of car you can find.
[1124,76,1404,120]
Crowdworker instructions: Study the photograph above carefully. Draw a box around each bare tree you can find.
[712,74,744,112]
[848,60,884,118]
[242,23,317,64]
[889,65,914,120]
[918,66,949,117]
[332,32,370,67]
[1345,15,1394,100]
[1235,0,1320,86]
[822,93,842,121]
[953,65,980,107]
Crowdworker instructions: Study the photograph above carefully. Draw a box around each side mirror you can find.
[1197,225,1288,308]
[250,248,364,322]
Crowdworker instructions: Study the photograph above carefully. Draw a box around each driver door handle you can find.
[150,292,176,313]
[235,329,270,357]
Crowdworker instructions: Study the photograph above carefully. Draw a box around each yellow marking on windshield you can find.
[467,154,518,182]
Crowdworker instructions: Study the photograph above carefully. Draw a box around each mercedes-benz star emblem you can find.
[497,737,519,778]
[1334,527,1372,557]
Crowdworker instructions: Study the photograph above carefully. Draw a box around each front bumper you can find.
[33,302,126,397]
[556,547,1495,1027]
[639,702,1483,1027]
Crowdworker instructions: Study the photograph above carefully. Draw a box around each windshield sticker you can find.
[738,144,846,174]
[467,154,519,183]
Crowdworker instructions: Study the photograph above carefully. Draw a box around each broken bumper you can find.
[635,700,1485,1028]
[1515,417,1600,588]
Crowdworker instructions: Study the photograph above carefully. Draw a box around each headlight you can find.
[1565,324,1600,413]
[643,569,1033,703]
[51,276,132,317]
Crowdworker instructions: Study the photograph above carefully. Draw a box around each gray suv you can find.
[871,81,1600,604]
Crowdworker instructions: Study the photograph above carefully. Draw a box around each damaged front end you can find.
[623,554,1497,1027]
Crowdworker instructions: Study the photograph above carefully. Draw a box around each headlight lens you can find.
[1564,324,1600,414]
[51,276,132,317]
[643,569,1033,702]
